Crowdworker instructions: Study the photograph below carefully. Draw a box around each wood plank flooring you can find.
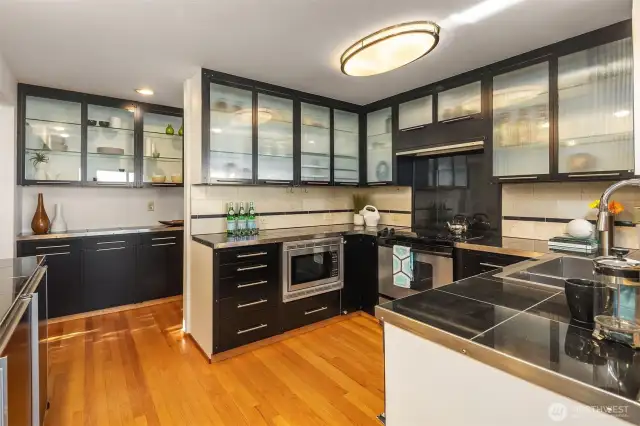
[45,300,384,426]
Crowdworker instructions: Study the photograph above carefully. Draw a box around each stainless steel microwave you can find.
[282,237,343,302]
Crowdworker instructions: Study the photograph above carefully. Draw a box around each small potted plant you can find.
[352,193,367,226]
[30,152,49,180]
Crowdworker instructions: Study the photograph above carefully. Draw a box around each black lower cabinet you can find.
[343,234,378,315]
[281,290,340,332]
[83,245,136,311]
[136,235,183,302]
[455,248,529,280]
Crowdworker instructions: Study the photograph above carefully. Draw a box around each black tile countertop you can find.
[192,224,404,249]
[17,225,184,241]
[376,261,640,423]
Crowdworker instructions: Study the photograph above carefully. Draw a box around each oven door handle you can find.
[412,249,453,258]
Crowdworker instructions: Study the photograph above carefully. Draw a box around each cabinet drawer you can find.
[17,238,81,257]
[219,272,278,300]
[218,244,279,266]
[219,286,277,319]
[282,290,340,332]
[218,307,279,352]
[82,235,136,250]
[139,231,183,246]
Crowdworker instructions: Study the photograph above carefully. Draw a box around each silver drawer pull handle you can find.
[96,241,125,245]
[237,264,267,272]
[36,181,71,184]
[152,242,176,247]
[479,262,504,269]
[498,176,538,180]
[400,124,427,132]
[237,299,268,308]
[567,172,621,178]
[43,252,70,257]
[237,280,268,289]
[304,306,328,316]
[237,252,267,258]
[36,244,70,250]
[152,236,176,241]
[237,324,267,335]
[97,247,126,252]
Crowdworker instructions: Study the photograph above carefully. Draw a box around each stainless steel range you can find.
[282,237,344,302]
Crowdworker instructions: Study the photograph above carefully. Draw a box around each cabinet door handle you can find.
[210,179,246,184]
[337,182,358,186]
[96,247,126,252]
[305,181,330,185]
[44,252,70,257]
[479,262,504,269]
[264,180,290,185]
[152,242,176,247]
[368,182,387,186]
[36,181,71,184]
[236,252,267,259]
[152,236,176,241]
[96,182,130,186]
[237,324,267,335]
[237,280,268,289]
[440,114,475,124]
[237,299,268,308]
[304,306,328,315]
[35,244,70,250]
[96,241,126,245]
[567,173,621,178]
[498,176,538,181]
[237,264,267,272]
[400,124,427,132]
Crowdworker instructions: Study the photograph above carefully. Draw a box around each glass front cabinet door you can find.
[257,93,294,184]
[366,107,393,184]
[142,111,183,185]
[399,95,433,131]
[86,103,136,185]
[333,109,360,185]
[300,102,330,184]
[438,82,481,122]
[24,96,82,183]
[492,61,550,178]
[209,83,254,183]
[557,37,633,177]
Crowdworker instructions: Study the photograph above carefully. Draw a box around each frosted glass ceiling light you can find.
[341,21,440,77]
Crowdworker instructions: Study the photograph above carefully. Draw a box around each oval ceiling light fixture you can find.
[341,21,440,77]
[135,88,154,96]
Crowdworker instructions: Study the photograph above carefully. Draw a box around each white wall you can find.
[0,52,16,258]
[20,186,183,233]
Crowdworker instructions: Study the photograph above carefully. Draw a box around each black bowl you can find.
[98,120,110,127]
[87,119,97,126]
[565,279,607,324]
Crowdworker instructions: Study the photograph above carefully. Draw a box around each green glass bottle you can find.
[237,202,247,236]
[178,124,184,136]
[226,201,236,236]
[165,124,175,135]
[248,201,256,235]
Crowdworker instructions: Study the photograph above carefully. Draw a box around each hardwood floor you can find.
[45,300,384,426]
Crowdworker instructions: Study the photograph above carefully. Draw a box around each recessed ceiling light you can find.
[341,21,440,77]
[60,133,70,138]
[125,106,136,113]
[211,128,222,134]
[613,110,630,118]
[448,0,524,25]
[135,88,154,96]
[309,140,315,144]
[53,126,65,131]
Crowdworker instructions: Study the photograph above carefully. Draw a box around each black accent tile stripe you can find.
[191,209,357,220]
[503,216,635,227]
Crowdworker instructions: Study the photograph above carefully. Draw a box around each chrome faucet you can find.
[597,178,640,255]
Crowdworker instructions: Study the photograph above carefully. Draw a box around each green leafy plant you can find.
[30,152,49,168]
[352,193,368,214]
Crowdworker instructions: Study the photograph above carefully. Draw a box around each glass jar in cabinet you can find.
[366,108,393,184]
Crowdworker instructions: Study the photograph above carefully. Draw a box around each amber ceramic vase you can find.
[31,193,50,235]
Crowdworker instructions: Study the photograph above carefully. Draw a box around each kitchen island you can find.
[376,252,640,426]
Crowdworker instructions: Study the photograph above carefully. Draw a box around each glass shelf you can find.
[88,152,134,159]
[26,147,81,156]
[144,156,182,162]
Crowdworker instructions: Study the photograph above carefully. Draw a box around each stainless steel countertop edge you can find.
[375,305,640,424]
[454,241,547,258]
[17,226,184,241]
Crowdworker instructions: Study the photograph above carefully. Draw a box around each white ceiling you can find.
[0,0,632,108]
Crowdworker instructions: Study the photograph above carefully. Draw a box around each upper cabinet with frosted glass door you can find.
[141,107,184,187]
[257,93,294,184]
[366,107,393,184]
[557,37,634,179]
[333,109,360,186]
[22,94,83,184]
[300,102,330,185]
[492,61,550,180]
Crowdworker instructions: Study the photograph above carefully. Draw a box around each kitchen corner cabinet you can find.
[343,234,378,315]
[201,70,363,187]
[136,231,184,302]
[18,84,184,187]
[454,249,530,281]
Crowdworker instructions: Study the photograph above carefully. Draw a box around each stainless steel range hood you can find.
[396,140,484,157]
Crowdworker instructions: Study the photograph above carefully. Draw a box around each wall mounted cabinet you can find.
[18,84,183,187]
[366,107,393,185]
[201,70,362,187]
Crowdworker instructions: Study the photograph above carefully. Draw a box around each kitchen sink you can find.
[497,256,595,289]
